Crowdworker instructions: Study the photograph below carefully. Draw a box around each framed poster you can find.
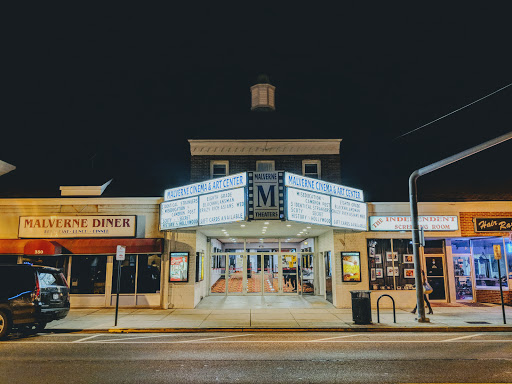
[403,254,414,263]
[386,252,398,262]
[386,266,394,276]
[370,268,376,281]
[170,252,189,282]
[375,268,383,278]
[404,269,415,278]
[374,254,382,264]
[195,252,204,282]
[341,252,361,282]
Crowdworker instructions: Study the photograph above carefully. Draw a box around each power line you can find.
[393,82,512,140]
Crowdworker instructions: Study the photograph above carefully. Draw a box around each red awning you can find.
[0,238,163,255]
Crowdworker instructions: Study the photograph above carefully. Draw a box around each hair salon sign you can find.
[474,218,512,232]
[19,216,136,238]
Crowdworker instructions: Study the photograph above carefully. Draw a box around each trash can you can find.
[350,290,372,324]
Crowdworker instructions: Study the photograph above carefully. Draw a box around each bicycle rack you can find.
[377,294,396,323]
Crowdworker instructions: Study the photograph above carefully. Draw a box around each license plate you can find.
[53,293,60,300]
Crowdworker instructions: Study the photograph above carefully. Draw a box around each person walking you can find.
[411,270,433,315]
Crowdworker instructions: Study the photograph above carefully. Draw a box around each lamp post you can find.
[409,131,512,323]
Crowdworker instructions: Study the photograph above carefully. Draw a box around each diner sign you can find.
[369,216,459,231]
[164,173,247,201]
[19,216,136,238]
[474,218,512,232]
[284,172,364,202]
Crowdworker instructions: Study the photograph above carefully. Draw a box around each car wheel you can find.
[0,310,12,340]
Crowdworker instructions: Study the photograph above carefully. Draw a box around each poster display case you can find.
[170,252,189,282]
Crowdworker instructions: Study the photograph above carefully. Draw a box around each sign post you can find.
[114,245,126,326]
[493,244,506,324]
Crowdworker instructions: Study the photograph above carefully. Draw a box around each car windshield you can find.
[38,271,66,287]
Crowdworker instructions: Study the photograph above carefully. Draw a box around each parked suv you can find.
[0,264,70,339]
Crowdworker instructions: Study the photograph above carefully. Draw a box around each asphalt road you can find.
[1,332,512,383]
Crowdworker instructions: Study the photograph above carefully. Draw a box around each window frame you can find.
[210,160,229,179]
[256,160,275,172]
[302,160,321,179]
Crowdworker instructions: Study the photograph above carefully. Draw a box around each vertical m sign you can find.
[248,171,284,220]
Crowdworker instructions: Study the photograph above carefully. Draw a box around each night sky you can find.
[2,4,512,202]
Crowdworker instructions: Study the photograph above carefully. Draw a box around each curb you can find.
[47,326,512,334]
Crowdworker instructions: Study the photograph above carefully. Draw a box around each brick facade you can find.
[475,289,512,305]
[460,212,512,237]
[190,154,342,184]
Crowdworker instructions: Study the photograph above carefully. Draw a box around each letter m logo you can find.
[257,185,276,207]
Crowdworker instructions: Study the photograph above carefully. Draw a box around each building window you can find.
[112,254,162,294]
[70,256,107,294]
[471,238,508,289]
[256,160,275,172]
[302,160,321,179]
[211,161,229,178]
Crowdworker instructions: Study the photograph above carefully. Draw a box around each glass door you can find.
[425,255,446,300]
[263,254,278,294]
[210,254,226,294]
[453,255,474,301]
[246,254,262,294]
[301,253,314,294]
[227,254,244,294]
[281,254,298,294]
[324,251,333,303]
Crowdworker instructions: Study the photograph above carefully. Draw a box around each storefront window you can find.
[0,255,18,264]
[137,255,161,293]
[507,239,512,282]
[112,255,137,293]
[471,238,508,288]
[368,239,394,290]
[70,256,107,294]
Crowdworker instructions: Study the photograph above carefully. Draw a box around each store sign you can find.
[474,218,512,232]
[199,187,246,225]
[331,196,367,231]
[164,173,247,201]
[160,197,199,230]
[369,216,459,231]
[287,187,331,225]
[284,172,364,202]
[248,171,284,220]
[19,216,136,238]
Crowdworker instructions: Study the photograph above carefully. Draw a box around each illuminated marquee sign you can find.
[160,197,199,230]
[284,172,368,230]
[164,173,247,201]
[199,188,246,225]
[287,187,331,225]
[369,216,459,231]
[160,174,247,230]
[284,173,363,202]
[331,196,367,231]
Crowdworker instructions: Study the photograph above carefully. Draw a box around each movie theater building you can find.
[159,138,369,309]
[0,197,164,308]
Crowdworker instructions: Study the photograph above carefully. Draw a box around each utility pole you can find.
[409,131,512,322]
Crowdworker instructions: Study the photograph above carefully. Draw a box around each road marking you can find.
[72,335,101,343]
[310,334,364,342]
[92,333,253,343]
[174,334,254,343]
[444,333,484,342]
[97,334,184,342]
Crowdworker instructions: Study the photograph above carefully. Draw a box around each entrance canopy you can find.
[161,172,367,232]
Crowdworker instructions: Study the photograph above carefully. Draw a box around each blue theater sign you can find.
[160,172,367,231]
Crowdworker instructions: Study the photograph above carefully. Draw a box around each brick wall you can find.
[190,154,342,184]
[475,289,512,305]
[460,212,512,237]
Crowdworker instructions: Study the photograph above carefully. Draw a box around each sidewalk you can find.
[46,301,512,333]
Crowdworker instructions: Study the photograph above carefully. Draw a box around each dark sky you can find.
[2,4,512,202]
